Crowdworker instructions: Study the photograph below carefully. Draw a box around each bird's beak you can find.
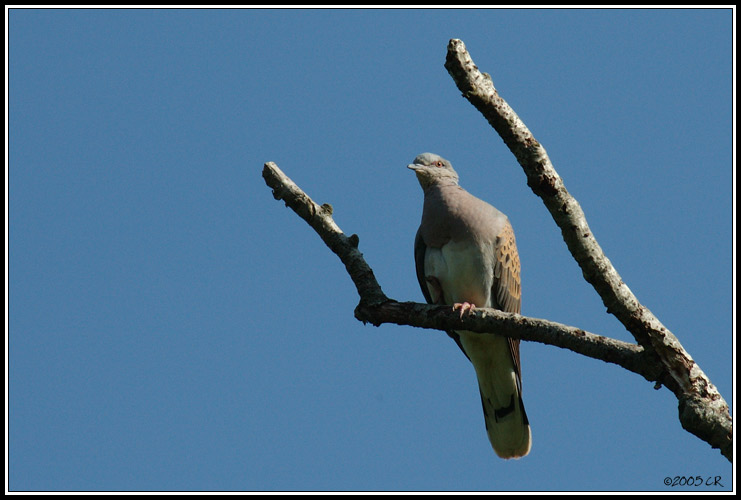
[407,163,421,171]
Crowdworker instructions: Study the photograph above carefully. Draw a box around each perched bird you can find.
[408,152,531,459]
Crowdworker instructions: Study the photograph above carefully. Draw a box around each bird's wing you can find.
[414,229,469,360]
[492,219,523,390]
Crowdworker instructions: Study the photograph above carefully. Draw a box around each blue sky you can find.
[8,7,733,492]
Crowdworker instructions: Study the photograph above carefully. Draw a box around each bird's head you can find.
[407,153,459,189]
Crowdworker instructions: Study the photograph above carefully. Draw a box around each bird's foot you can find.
[453,302,476,319]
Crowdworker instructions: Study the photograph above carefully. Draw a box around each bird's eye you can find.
[435,161,444,167]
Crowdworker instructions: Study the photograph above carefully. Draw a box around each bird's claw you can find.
[453,302,476,319]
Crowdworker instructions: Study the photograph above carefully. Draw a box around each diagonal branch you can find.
[262,163,386,307]
[443,38,731,461]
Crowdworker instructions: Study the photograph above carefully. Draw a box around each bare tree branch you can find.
[443,38,731,461]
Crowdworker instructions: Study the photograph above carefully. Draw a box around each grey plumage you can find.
[408,152,531,459]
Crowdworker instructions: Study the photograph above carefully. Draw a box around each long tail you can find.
[460,331,532,459]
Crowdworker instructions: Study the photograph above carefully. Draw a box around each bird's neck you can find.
[424,179,460,192]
